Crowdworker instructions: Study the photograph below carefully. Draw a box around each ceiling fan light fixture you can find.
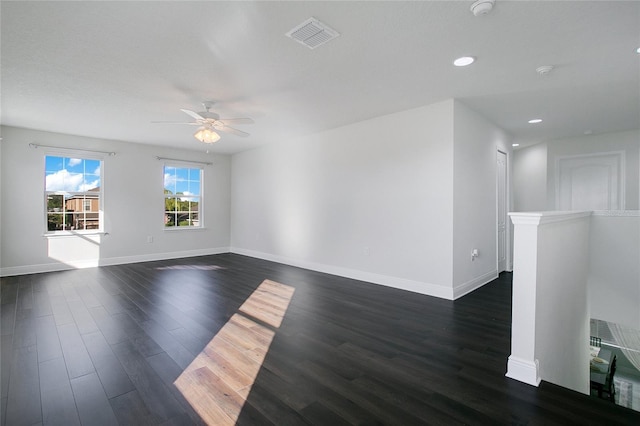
[453,56,475,67]
[194,127,220,144]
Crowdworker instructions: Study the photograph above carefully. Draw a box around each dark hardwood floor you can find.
[1,253,638,425]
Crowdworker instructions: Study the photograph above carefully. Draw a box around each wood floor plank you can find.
[145,351,210,425]
[57,322,96,379]
[0,278,19,305]
[174,367,241,426]
[111,339,185,422]
[0,303,15,336]
[5,345,41,426]
[1,334,13,400]
[70,372,119,426]
[32,283,54,318]
[66,299,100,335]
[48,294,75,326]
[39,357,81,426]
[109,390,158,426]
[12,315,36,349]
[138,319,195,369]
[34,315,63,364]
[81,330,135,399]
[16,282,33,315]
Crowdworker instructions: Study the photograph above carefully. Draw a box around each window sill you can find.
[163,227,207,232]
[43,231,108,238]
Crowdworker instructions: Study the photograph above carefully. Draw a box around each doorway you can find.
[556,151,625,211]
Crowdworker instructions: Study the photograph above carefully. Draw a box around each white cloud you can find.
[164,173,176,191]
[79,179,100,192]
[94,165,101,176]
[68,158,82,167]
[45,169,84,192]
[180,191,198,202]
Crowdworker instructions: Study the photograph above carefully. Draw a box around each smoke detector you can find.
[470,0,495,16]
[536,65,554,75]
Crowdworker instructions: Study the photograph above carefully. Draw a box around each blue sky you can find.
[164,166,201,196]
[45,156,101,192]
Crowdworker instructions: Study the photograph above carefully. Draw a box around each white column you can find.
[506,211,591,392]
[506,213,542,386]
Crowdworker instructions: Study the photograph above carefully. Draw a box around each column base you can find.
[506,355,541,386]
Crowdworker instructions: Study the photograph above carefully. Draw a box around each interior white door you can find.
[497,150,507,273]
[556,152,624,211]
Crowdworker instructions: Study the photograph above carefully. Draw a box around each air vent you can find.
[285,17,340,49]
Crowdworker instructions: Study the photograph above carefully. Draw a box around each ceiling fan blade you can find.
[180,109,205,120]
[219,117,254,125]
[217,125,250,137]
[151,121,199,125]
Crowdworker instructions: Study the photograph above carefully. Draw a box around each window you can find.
[45,156,102,232]
[164,165,202,228]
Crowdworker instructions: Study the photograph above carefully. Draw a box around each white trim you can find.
[509,211,591,226]
[0,247,230,277]
[555,150,626,211]
[506,356,541,387]
[230,247,455,300]
[496,149,509,274]
[452,269,498,300]
[591,210,640,217]
[43,231,109,238]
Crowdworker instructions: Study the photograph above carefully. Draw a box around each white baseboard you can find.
[230,247,454,300]
[506,356,541,387]
[452,269,498,300]
[0,247,230,277]
[2,246,497,303]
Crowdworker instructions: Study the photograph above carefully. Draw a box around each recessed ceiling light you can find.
[453,56,475,67]
[528,118,542,124]
[512,143,520,147]
[636,47,640,54]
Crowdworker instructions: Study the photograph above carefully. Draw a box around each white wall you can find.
[547,130,639,210]
[231,100,456,298]
[452,101,512,297]
[513,130,639,211]
[535,214,591,394]
[513,143,547,212]
[589,212,640,329]
[231,99,513,299]
[0,126,231,275]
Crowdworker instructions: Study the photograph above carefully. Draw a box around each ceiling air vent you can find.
[285,17,340,49]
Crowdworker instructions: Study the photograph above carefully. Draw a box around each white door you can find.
[556,152,624,211]
[497,150,507,273]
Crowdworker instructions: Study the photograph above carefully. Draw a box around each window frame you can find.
[163,162,204,230]
[44,153,105,235]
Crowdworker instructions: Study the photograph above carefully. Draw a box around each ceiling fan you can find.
[154,101,253,143]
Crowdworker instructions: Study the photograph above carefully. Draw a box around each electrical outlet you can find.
[147,236,153,243]
[364,246,370,256]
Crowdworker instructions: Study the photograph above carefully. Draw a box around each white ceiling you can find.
[2,1,639,154]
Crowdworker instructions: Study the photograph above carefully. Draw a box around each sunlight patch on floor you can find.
[174,279,295,425]
[155,264,227,271]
